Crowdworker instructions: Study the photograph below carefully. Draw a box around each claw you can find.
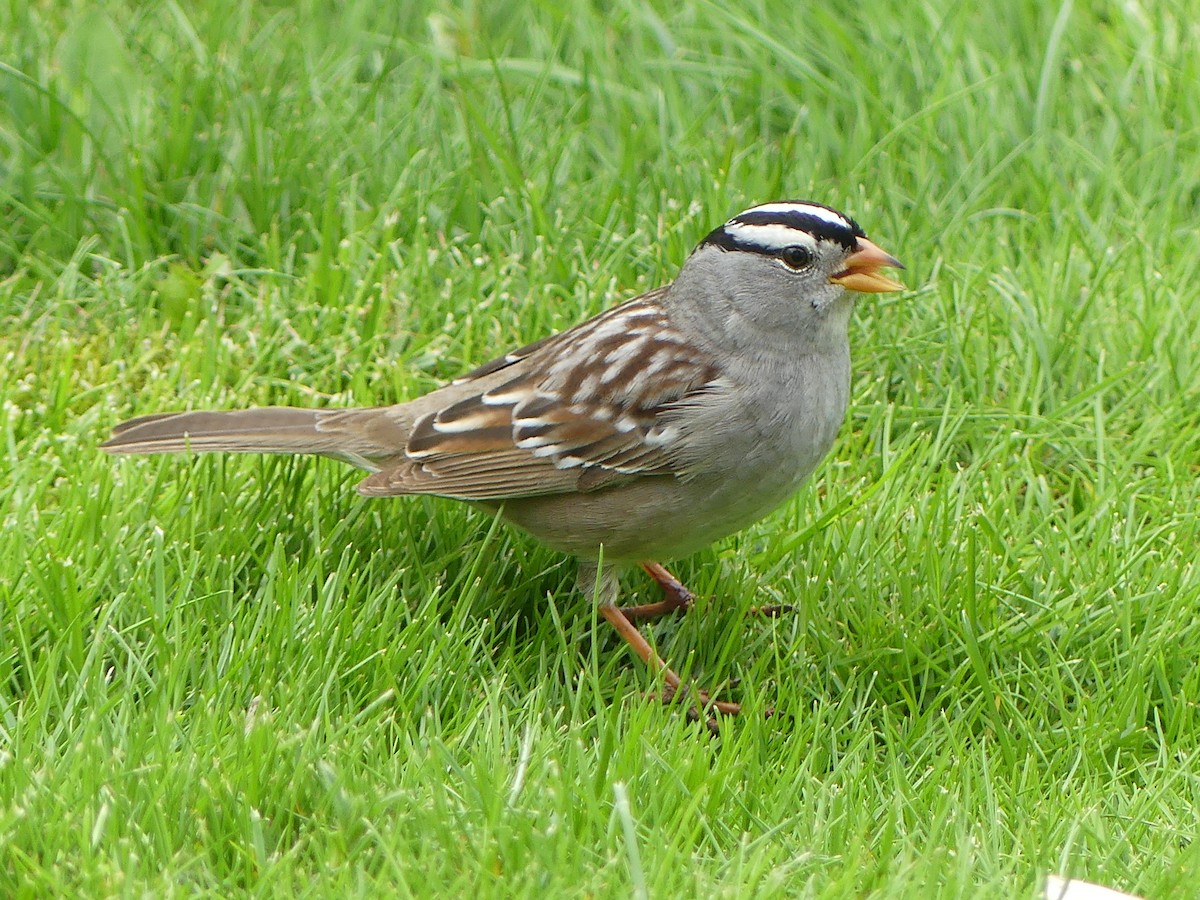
[597,563,781,730]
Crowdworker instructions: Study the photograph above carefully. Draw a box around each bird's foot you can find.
[613,561,696,621]
[647,683,777,732]
[635,562,797,622]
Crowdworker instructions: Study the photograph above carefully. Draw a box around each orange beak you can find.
[830,237,905,293]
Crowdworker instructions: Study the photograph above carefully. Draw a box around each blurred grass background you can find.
[2,0,1200,895]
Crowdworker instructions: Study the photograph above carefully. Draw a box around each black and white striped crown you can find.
[700,201,864,255]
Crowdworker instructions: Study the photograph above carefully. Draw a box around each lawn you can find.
[3,1,1200,896]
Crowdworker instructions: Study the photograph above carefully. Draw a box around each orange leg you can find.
[621,561,794,620]
[580,560,775,725]
[599,602,742,723]
[612,561,695,621]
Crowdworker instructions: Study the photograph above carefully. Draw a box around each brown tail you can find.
[101,406,410,471]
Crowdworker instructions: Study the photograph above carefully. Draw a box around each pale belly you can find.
[492,458,822,563]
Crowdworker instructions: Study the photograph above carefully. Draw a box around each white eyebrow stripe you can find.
[722,222,819,252]
[733,202,852,229]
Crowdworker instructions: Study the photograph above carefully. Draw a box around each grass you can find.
[3,0,1200,895]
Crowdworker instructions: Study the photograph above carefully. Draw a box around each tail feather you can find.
[101,406,408,471]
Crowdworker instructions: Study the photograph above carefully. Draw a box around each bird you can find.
[102,200,904,722]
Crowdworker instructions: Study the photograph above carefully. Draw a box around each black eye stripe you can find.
[700,225,848,256]
[728,210,861,249]
[698,203,865,255]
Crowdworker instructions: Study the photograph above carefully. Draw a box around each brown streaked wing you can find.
[356,449,579,498]
[356,288,719,500]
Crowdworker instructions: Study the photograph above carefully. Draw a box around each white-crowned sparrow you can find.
[103,201,903,720]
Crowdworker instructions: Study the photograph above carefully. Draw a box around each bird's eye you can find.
[778,245,814,270]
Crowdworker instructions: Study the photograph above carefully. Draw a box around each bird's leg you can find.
[612,561,695,622]
[598,604,741,720]
[579,561,740,723]
[627,561,793,620]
